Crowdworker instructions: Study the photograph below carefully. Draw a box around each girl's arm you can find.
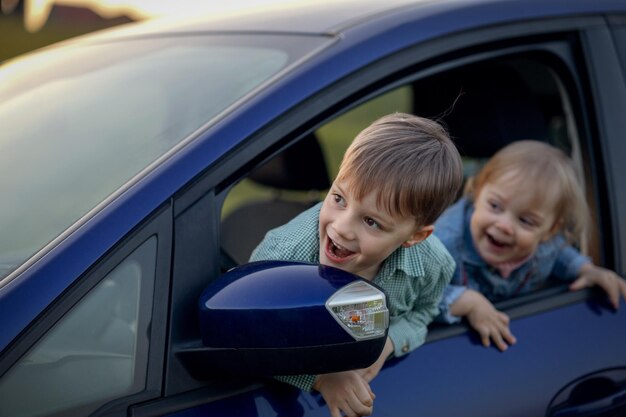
[570,263,626,309]
[450,289,517,351]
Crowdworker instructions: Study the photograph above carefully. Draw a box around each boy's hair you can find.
[465,140,590,245]
[335,112,463,227]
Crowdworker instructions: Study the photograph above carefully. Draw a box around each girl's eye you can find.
[364,217,381,229]
[488,200,501,211]
[520,217,536,227]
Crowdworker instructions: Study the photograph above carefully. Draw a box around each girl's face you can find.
[470,177,559,266]
[318,180,432,281]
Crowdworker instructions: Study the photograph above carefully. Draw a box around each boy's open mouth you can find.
[325,237,356,262]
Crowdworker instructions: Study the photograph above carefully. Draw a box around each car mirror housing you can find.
[179,261,389,378]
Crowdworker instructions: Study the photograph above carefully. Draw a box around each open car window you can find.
[222,53,595,264]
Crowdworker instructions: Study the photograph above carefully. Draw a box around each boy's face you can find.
[470,177,558,267]
[318,180,432,281]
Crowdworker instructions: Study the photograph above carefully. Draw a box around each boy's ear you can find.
[402,225,434,248]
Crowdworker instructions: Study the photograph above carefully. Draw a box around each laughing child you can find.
[435,140,626,352]
[250,113,463,417]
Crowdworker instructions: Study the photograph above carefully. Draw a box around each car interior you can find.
[221,133,331,267]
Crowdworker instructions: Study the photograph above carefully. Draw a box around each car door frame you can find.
[0,202,173,417]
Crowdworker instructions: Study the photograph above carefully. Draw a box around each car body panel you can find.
[160,297,626,417]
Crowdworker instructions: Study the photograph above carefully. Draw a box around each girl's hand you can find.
[313,371,375,417]
[451,289,517,352]
[570,263,626,310]
[355,337,394,382]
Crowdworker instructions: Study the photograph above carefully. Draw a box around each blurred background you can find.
[0,0,287,61]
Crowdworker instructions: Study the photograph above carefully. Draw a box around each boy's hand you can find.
[570,263,626,309]
[356,337,394,382]
[313,371,375,417]
[451,289,517,352]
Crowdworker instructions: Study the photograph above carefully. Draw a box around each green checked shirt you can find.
[250,202,455,392]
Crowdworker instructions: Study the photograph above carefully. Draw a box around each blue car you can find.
[1,0,626,416]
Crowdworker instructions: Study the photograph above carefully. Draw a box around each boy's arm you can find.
[356,337,394,382]
[313,372,375,417]
[386,261,452,357]
[276,372,375,416]
[274,375,317,392]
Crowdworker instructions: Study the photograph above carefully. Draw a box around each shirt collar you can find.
[375,243,425,283]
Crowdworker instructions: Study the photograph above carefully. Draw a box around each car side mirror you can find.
[179,261,389,378]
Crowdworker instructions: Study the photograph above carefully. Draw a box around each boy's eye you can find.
[364,217,381,229]
[332,193,346,207]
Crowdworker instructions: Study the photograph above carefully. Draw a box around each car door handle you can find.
[548,368,626,417]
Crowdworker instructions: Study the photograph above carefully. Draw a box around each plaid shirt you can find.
[250,202,455,391]
[435,198,590,323]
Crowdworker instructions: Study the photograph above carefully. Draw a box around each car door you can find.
[194,11,626,417]
[350,13,626,417]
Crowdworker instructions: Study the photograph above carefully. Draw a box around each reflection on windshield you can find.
[0,35,291,280]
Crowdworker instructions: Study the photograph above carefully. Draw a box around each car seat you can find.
[221,133,331,266]
[412,62,550,198]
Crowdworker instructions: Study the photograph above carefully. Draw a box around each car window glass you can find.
[0,34,328,281]
[0,236,157,417]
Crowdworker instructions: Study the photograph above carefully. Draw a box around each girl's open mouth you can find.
[487,233,509,248]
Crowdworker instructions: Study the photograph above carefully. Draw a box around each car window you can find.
[220,51,599,295]
[0,236,157,417]
[220,87,412,265]
[0,33,328,281]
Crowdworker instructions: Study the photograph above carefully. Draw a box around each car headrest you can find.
[413,63,548,158]
[249,133,331,191]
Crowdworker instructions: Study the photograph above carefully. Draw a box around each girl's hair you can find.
[335,112,463,227]
[465,140,590,245]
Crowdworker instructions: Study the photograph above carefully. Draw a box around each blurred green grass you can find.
[0,15,130,62]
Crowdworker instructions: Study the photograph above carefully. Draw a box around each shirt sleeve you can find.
[249,230,286,262]
[248,214,318,392]
[389,247,455,357]
[274,375,317,392]
[551,242,591,281]
[436,284,466,323]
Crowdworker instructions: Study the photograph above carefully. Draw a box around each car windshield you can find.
[0,33,328,280]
